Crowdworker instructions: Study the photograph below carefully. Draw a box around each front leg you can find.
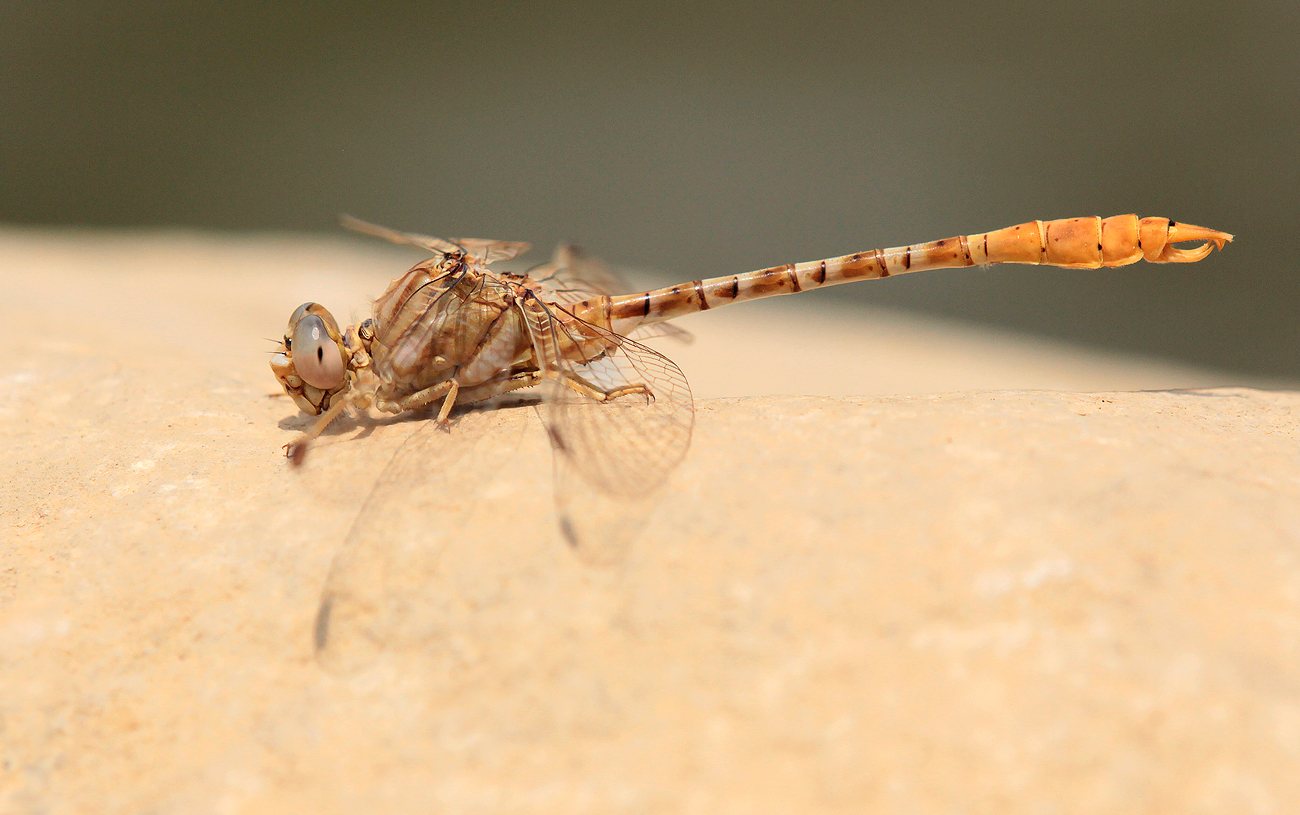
[285,391,354,465]
[286,380,462,465]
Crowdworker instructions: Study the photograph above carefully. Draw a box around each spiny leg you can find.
[375,379,460,430]
[542,369,652,402]
[289,375,539,465]
[285,393,354,465]
[456,371,546,403]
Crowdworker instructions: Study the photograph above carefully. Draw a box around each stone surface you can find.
[2,230,1298,813]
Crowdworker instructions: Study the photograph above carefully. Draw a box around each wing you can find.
[531,244,636,302]
[368,264,519,388]
[450,237,533,264]
[519,297,694,560]
[341,215,531,264]
[530,244,694,344]
[313,402,532,673]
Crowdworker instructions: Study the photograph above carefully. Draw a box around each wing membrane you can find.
[541,307,693,497]
[532,245,637,302]
[530,245,694,344]
[450,238,532,264]
[341,215,530,263]
[314,404,531,673]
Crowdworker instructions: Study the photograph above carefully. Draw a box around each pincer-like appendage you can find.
[1138,217,1234,264]
[979,215,1232,269]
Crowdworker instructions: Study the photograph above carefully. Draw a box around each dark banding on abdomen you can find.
[693,279,710,309]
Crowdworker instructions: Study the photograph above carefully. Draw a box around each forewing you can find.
[341,215,530,264]
[451,238,532,264]
[371,268,515,388]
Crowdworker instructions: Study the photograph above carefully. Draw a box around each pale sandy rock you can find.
[2,230,1298,813]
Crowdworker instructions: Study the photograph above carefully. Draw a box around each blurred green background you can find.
[4,0,1296,378]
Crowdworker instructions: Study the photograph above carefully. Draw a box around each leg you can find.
[284,392,353,465]
[455,371,545,404]
[375,379,459,428]
[542,369,651,402]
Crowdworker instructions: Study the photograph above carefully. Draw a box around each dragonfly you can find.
[272,214,1232,545]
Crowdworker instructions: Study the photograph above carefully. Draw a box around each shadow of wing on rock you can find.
[313,402,531,674]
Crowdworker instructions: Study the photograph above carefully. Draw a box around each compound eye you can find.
[290,314,346,390]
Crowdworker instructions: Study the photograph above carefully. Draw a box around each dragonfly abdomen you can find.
[600,215,1231,333]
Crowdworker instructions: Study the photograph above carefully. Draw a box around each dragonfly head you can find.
[271,302,350,415]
